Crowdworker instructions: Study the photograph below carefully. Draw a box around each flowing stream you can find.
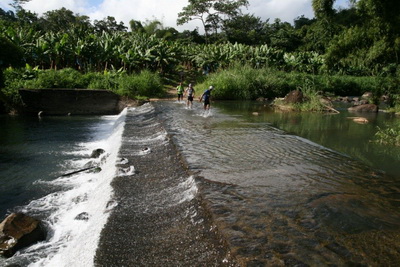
[1,100,399,266]
[155,100,400,266]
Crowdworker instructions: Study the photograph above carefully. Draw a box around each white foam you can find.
[20,108,128,267]
[176,176,198,204]
[117,165,136,176]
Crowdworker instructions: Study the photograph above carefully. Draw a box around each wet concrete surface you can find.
[94,104,236,266]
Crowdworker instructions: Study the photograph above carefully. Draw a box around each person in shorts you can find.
[185,83,195,109]
[199,85,213,110]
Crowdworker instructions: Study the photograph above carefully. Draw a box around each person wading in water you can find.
[199,85,213,111]
[176,82,184,102]
[185,83,195,109]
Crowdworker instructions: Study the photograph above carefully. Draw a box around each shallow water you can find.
[156,101,400,266]
[1,101,400,266]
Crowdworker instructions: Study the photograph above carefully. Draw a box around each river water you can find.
[1,101,400,266]
[0,111,126,266]
[156,101,400,266]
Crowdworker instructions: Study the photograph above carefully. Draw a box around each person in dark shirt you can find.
[199,85,213,110]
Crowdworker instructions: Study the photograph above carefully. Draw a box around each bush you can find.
[1,67,27,108]
[197,64,397,100]
[374,124,400,146]
[197,65,299,100]
[23,68,88,89]
[87,72,119,91]
[117,70,164,98]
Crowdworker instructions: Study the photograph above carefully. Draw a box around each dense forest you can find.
[0,0,399,108]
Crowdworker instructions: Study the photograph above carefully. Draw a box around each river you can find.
[1,100,399,266]
[156,100,400,266]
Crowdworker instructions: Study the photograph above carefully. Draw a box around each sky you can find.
[0,0,351,32]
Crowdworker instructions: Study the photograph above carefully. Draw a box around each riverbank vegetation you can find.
[374,124,400,146]
[0,0,399,113]
[2,67,164,108]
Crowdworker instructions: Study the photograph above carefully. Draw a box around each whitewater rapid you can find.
[3,109,127,267]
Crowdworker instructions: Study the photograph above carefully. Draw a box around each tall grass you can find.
[116,70,164,98]
[294,79,327,112]
[196,65,396,100]
[196,65,300,100]
[374,124,400,146]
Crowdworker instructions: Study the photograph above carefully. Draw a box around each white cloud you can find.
[1,0,351,31]
[24,0,91,15]
[247,0,313,23]
[0,0,13,11]
[88,0,203,31]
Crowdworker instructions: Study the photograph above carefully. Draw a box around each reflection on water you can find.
[156,101,400,266]
[218,101,400,178]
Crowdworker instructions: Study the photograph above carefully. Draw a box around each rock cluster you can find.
[0,213,46,257]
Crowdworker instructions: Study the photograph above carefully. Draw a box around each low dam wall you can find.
[19,89,130,115]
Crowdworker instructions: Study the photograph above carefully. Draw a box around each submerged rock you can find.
[0,213,46,257]
[348,117,369,124]
[75,212,90,221]
[90,148,105,158]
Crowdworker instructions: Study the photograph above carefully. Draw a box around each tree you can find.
[312,0,335,18]
[129,19,145,33]
[177,0,249,41]
[143,19,163,35]
[39,8,92,34]
[178,29,206,44]
[268,19,301,52]
[223,14,266,45]
[10,0,31,11]
[0,8,17,23]
[293,15,315,30]
[324,0,400,74]
[94,16,127,33]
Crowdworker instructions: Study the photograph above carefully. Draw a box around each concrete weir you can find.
[94,103,235,266]
[18,89,128,115]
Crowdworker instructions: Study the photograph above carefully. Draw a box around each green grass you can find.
[196,65,397,101]
[374,124,400,146]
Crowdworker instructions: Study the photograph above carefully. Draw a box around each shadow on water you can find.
[155,101,400,266]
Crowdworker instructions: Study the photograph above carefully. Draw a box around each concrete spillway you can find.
[94,103,235,266]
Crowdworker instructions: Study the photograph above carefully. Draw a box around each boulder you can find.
[319,97,333,107]
[340,96,352,103]
[90,148,105,158]
[284,90,304,104]
[0,213,46,257]
[348,104,378,113]
[361,92,373,100]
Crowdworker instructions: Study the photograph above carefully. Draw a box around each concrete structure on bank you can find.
[19,89,134,116]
